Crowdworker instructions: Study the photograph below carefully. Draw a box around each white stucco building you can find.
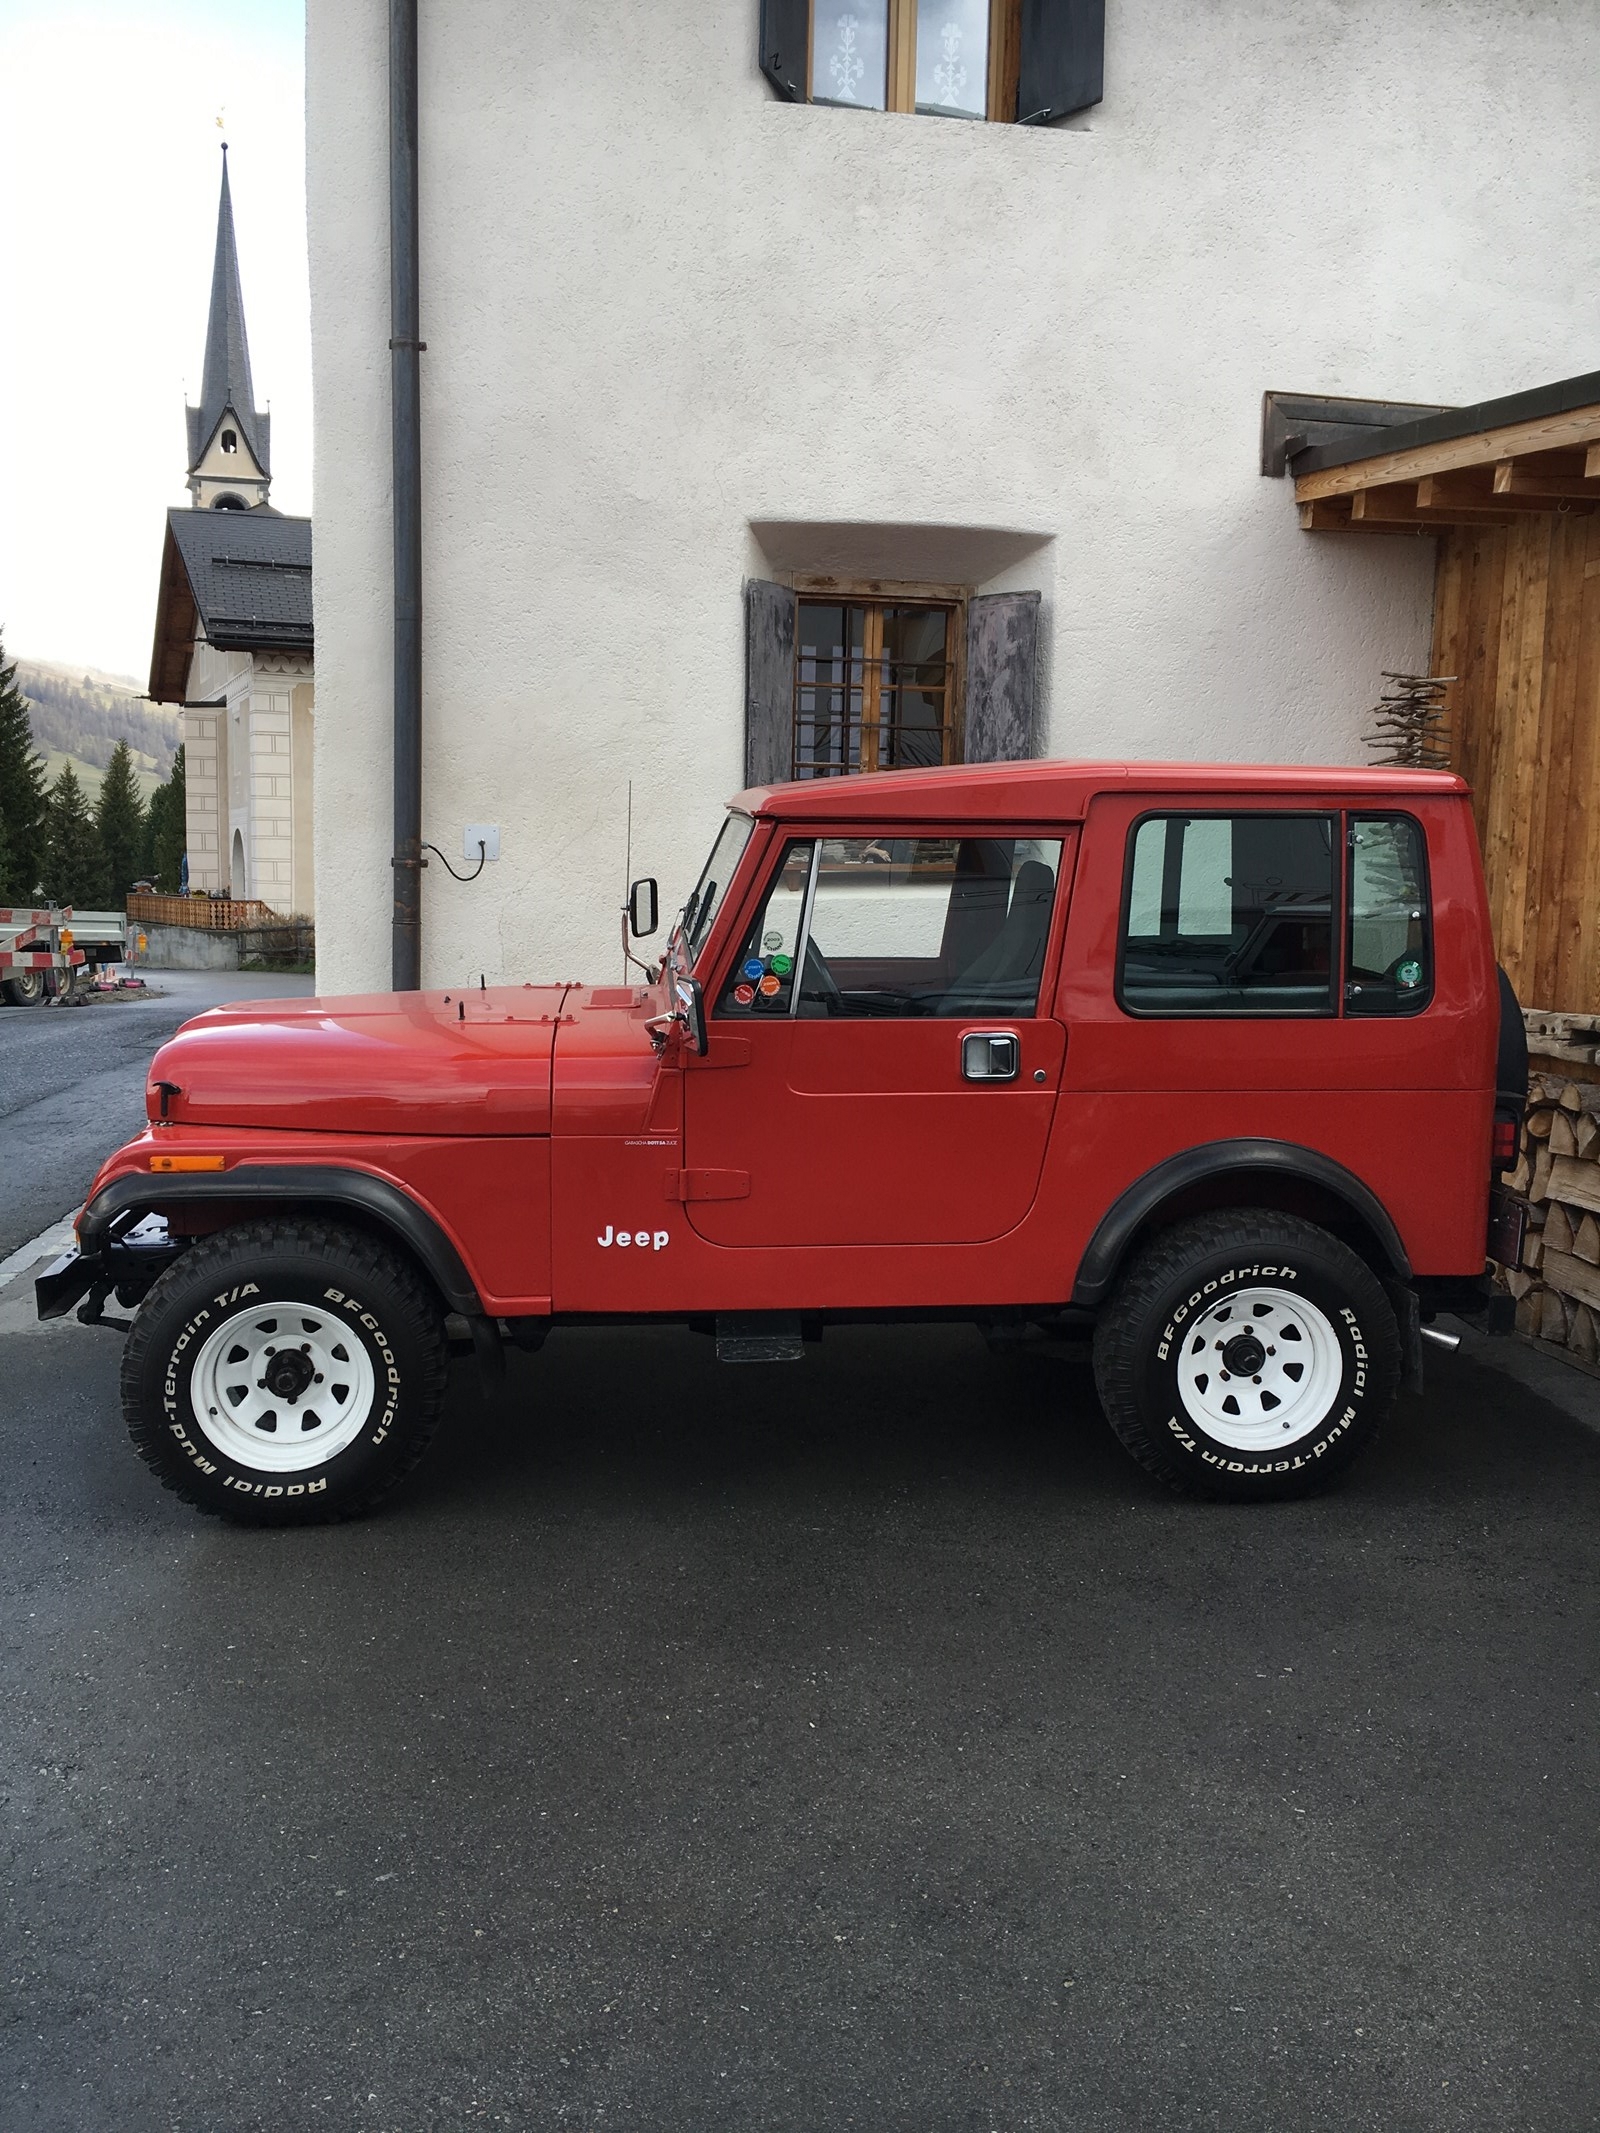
[306,0,1600,992]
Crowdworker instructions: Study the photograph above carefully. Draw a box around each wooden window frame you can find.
[807,0,1022,123]
[791,584,967,779]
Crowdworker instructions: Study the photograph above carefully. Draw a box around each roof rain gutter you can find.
[389,0,423,989]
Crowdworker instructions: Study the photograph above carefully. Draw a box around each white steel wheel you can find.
[1173,1284,1343,1452]
[190,1300,376,1474]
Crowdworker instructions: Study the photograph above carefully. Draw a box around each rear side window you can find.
[1119,813,1336,1015]
[1347,815,1431,1014]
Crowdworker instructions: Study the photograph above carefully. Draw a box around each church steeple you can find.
[185,145,271,510]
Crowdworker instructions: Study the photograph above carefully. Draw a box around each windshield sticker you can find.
[758,973,781,997]
[733,982,756,1005]
[770,952,793,976]
[763,930,784,949]
[742,958,765,982]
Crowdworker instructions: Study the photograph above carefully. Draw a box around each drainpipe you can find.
[389,0,423,988]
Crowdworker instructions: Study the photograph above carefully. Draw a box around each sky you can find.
[0,0,310,681]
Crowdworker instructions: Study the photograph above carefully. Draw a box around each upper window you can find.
[794,599,958,778]
[718,834,1061,1019]
[1119,814,1337,1017]
[1347,816,1432,1015]
[220,428,238,454]
[760,0,1103,124]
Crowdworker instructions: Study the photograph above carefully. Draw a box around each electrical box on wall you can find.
[464,825,500,863]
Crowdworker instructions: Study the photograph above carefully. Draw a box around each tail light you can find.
[1491,1112,1520,1170]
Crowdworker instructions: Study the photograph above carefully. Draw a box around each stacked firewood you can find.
[1500,1072,1600,1360]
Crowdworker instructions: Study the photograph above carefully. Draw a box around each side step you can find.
[716,1313,806,1363]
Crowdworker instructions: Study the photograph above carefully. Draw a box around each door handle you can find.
[961,1030,1019,1082]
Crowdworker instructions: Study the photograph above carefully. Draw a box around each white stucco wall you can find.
[307,0,1600,993]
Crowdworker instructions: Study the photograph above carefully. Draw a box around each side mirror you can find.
[627,877,659,938]
[675,974,708,1056]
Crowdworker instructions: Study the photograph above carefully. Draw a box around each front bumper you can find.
[36,1248,97,1320]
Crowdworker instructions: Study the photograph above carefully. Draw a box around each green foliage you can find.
[145,744,187,892]
[95,740,148,900]
[40,761,110,909]
[11,659,178,777]
[0,633,50,903]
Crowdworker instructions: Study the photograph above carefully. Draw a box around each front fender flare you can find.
[75,1166,483,1316]
[1069,1138,1411,1308]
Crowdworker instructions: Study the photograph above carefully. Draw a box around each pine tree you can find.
[40,762,110,909]
[95,739,147,901]
[146,744,186,892]
[0,631,49,903]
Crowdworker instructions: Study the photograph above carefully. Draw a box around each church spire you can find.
[185,144,271,509]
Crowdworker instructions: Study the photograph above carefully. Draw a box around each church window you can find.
[758,0,1101,123]
[221,428,238,453]
[212,493,247,510]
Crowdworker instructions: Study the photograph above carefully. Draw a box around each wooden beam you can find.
[1423,471,1595,518]
[1350,483,1513,528]
[1493,456,1600,501]
[1295,402,1600,502]
[1587,443,1600,480]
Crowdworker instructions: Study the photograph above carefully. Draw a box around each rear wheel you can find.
[1093,1211,1400,1500]
[1,970,45,1006]
[122,1219,449,1524]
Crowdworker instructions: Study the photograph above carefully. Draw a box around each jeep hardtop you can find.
[40,759,1527,1521]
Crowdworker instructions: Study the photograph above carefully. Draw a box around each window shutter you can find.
[759,0,809,100]
[745,579,796,786]
[1016,0,1104,123]
[964,592,1040,762]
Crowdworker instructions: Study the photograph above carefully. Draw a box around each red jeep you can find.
[39,761,1526,1522]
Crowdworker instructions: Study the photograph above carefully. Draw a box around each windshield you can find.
[681,811,754,967]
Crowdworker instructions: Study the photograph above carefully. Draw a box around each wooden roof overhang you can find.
[1294,399,1600,534]
[149,519,200,704]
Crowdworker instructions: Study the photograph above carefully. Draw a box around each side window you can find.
[717,840,816,1015]
[1119,814,1336,1016]
[1347,816,1432,1014]
[719,835,1061,1019]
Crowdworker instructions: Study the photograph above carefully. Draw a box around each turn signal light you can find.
[148,1154,226,1173]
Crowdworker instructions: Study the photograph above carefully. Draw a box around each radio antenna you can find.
[622,780,633,979]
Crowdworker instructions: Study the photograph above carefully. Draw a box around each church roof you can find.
[187,148,270,476]
[149,508,313,703]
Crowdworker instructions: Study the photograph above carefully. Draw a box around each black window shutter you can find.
[964,593,1041,762]
[759,0,809,100]
[745,579,796,786]
[1016,0,1104,123]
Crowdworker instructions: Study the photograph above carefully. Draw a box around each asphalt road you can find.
[2,977,1597,2130]
[0,970,315,1261]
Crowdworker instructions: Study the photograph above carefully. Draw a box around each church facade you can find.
[149,148,315,917]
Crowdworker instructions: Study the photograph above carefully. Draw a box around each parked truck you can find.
[0,906,128,1005]
[38,760,1528,1523]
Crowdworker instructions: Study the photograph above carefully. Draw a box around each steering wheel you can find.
[801,936,844,1014]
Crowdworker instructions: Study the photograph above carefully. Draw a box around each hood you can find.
[146,986,570,1137]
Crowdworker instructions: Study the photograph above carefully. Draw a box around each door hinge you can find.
[664,1168,750,1203]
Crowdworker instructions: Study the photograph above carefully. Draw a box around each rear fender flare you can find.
[1070,1139,1411,1307]
[76,1166,483,1315]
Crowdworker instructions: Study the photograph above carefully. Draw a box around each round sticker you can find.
[1396,958,1422,988]
[733,982,756,1005]
[769,952,793,977]
[763,931,784,950]
[758,973,782,997]
[742,957,765,982]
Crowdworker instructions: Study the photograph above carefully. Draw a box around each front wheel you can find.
[1092,1211,1400,1500]
[122,1219,449,1525]
[1,970,45,1006]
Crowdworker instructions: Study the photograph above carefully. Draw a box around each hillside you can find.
[13,659,180,786]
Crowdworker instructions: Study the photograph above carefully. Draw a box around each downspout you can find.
[389,0,423,988]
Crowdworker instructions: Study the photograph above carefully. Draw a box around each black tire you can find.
[122,1219,450,1526]
[2,970,45,1006]
[1092,1210,1400,1501]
